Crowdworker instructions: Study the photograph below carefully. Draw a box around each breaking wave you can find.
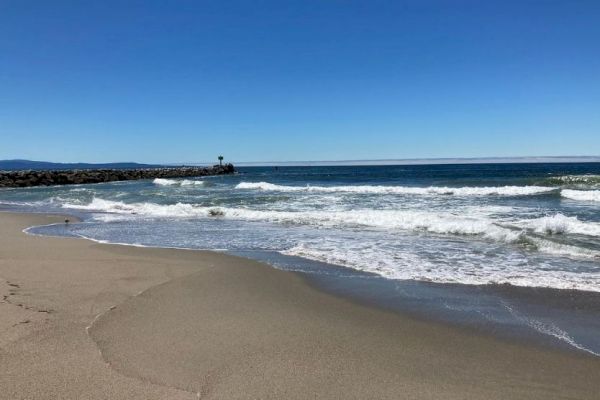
[61,198,600,260]
[153,178,206,187]
[561,189,600,202]
[236,181,555,196]
[522,213,600,237]
[61,198,519,239]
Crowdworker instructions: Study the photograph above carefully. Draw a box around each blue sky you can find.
[1,1,599,163]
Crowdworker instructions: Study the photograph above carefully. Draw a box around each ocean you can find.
[2,162,600,355]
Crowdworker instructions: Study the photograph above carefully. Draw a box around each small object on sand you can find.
[65,219,70,224]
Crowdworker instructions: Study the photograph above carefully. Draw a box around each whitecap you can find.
[236,181,555,197]
[561,189,600,202]
[522,213,600,237]
[153,178,205,187]
[60,198,523,243]
[153,178,179,186]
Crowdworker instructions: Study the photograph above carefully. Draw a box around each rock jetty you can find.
[0,164,235,188]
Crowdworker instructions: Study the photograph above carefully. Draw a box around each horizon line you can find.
[183,155,600,167]
[3,155,600,168]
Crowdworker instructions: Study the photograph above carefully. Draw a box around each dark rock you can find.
[0,164,236,188]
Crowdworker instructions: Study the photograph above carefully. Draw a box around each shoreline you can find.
[1,212,600,398]
[22,209,600,357]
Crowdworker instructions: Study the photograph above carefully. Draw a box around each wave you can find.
[181,179,207,186]
[60,198,600,259]
[0,200,51,208]
[62,198,206,217]
[543,174,600,187]
[282,240,600,292]
[529,237,600,259]
[0,197,73,207]
[153,178,178,186]
[53,197,600,292]
[561,189,600,202]
[522,213,600,237]
[236,181,555,196]
[66,198,497,231]
[153,178,206,187]
[61,198,518,239]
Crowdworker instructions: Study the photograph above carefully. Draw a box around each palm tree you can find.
[218,155,224,166]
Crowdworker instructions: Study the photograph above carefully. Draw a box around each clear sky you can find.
[1,1,599,163]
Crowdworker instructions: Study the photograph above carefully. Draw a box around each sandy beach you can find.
[1,212,600,399]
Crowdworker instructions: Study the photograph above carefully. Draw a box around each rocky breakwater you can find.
[0,164,235,188]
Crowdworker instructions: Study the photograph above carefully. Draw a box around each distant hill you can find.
[0,159,163,171]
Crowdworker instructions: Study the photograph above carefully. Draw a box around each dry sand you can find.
[1,212,600,399]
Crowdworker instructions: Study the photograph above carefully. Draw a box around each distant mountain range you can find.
[0,159,163,171]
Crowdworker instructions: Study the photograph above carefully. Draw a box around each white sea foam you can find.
[522,214,600,237]
[236,181,555,196]
[153,178,205,187]
[60,197,600,264]
[153,178,178,186]
[61,198,521,240]
[63,198,205,217]
[529,237,600,259]
[0,200,38,206]
[0,198,66,207]
[501,301,600,356]
[561,189,600,202]
[62,198,600,239]
[180,179,206,186]
[282,239,600,292]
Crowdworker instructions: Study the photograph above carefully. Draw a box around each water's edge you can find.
[17,210,600,358]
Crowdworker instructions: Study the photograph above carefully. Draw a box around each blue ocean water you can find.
[2,163,600,354]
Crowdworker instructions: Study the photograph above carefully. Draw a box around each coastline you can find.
[1,212,600,399]
[26,213,600,356]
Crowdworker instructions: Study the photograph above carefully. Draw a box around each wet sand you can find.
[1,212,600,399]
